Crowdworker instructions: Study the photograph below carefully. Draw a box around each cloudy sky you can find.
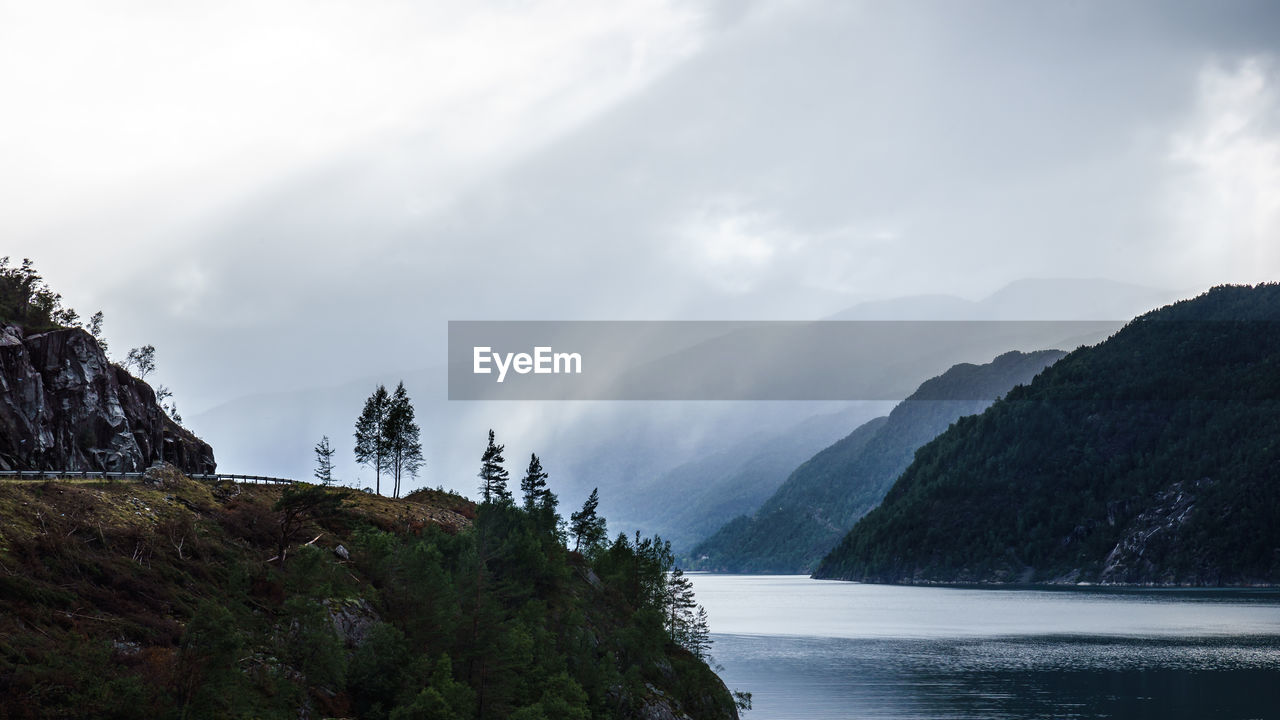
[4,0,1279,417]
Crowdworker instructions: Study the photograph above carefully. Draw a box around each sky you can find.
[4,0,1279,426]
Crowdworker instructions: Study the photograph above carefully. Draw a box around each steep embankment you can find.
[815,284,1280,586]
[0,471,738,720]
[0,324,214,474]
[691,350,1065,573]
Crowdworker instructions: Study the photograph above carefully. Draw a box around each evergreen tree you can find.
[519,454,550,511]
[384,382,424,498]
[314,435,336,485]
[174,601,246,718]
[477,430,511,504]
[569,488,607,553]
[354,385,391,495]
[664,567,698,645]
[687,606,713,661]
[273,485,347,567]
[520,453,560,538]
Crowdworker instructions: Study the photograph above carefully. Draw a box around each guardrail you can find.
[0,470,295,485]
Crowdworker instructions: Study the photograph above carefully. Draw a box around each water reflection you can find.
[688,576,1280,719]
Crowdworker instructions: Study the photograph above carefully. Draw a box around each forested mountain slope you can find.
[815,284,1280,586]
[691,350,1065,573]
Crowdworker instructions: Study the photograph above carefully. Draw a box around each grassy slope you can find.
[0,472,735,719]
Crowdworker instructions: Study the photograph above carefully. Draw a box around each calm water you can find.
[688,575,1280,720]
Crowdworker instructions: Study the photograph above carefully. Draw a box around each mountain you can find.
[690,350,1066,573]
[183,277,1171,559]
[0,323,214,474]
[815,284,1280,586]
[828,278,1181,320]
[609,403,888,551]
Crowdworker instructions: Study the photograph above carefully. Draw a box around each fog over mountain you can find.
[6,1,1278,501]
[185,277,1174,529]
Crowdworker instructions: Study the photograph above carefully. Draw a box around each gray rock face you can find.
[0,324,215,474]
[1099,478,1213,585]
[324,597,380,649]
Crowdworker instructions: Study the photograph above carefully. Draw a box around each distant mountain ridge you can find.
[190,278,1176,500]
[690,349,1066,573]
[815,284,1280,586]
[609,403,888,550]
[828,278,1181,320]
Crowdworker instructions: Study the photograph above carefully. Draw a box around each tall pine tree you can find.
[477,430,511,504]
[313,435,336,486]
[664,566,697,645]
[519,453,550,511]
[520,453,559,536]
[569,488,607,553]
[354,385,391,495]
[384,381,424,499]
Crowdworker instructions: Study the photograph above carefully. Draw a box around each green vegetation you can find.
[354,384,393,494]
[354,383,425,498]
[570,488,608,553]
[691,350,1065,573]
[816,284,1280,585]
[314,435,337,485]
[0,257,84,331]
[0,437,739,718]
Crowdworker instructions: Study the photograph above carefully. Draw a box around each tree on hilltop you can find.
[354,385,391,495]
[569,488,607,553]
[521,452,559,536]
[314,435,336,486]
[477,430,511,504]
[383,382,423,498]
[520,453,550,511]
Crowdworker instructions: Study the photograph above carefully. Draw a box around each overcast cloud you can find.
[4,0,1279,437]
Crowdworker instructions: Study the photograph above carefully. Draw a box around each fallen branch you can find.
[65,611,124,625]
[266,534,323,564]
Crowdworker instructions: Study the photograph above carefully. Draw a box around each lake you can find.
[688,574,1280,720]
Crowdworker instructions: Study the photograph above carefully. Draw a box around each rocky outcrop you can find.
[0,324,214,474]
[1098,478,1217,585]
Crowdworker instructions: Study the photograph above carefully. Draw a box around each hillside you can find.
[690,350,1066,573]
[815,284,1280,586]
[0,470,740,719]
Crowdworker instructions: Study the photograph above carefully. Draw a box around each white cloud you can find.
[679,198,782,269]
[1,0,711,290]
[1165,55,1280,284]
[672,196,900,297]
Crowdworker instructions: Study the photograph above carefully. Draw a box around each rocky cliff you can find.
[0,324,214,474]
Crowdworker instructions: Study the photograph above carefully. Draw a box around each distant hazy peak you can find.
[829,277,1180,321]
